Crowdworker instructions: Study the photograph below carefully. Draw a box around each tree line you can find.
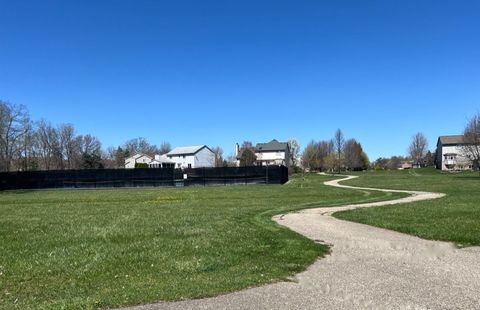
[0,100,229,172]
[0,101,106,171]
[2,99,478,173]
[301,129,369,172]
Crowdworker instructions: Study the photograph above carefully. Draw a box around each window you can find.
[188,164,192,168]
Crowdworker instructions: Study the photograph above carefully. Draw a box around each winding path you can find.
[124,175,480,310]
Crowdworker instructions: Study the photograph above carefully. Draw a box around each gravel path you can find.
[122,175,480,310]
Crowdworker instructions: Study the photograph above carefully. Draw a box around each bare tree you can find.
[211,146,224,167]
[462,113,480,170]
[124,137,159,157]
[35,119,62,170]
[241,141,254,150]
[0,101,30,171]
[58,124,80,169]
[408,132,428,164]
[159,141,171,155]
[224,153,238,167]
[15,118,36,171]
[287,138,300,167]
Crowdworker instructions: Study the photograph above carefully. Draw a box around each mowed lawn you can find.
[0,174,403,309]
[334,168,480,247]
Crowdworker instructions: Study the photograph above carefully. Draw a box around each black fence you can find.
[0,166,288,190]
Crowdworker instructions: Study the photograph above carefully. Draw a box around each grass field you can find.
[334,168,480,247]
[0,173,404,309]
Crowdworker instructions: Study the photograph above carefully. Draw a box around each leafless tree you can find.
[35,120,60,170]
[124,137,159,157]
[0,101,30,171]
[159,141,171,155]
[14,117,36,171]
[224,153,238,167]
[462,113,480,170]
[408,132,428,164]
[241,141,254,150]
[80,134,101,155]
[58,124,81,169]
[211,146,224,167]
[287,138,300,167]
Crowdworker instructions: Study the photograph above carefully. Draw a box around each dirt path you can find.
[124,175,480,310]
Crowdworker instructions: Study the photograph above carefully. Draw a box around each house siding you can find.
[436,142,472,171]
[167,147,215,169]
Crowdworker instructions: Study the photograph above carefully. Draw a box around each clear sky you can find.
[1,0,479,160]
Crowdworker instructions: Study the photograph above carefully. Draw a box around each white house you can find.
[236,139,291,167]
[435,135,473,171]
[125,154,153,169]
[166,145,215,169]
[148,154,175,168]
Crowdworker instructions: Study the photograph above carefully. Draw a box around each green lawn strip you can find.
[0,173,403,309]
[333,168,480,247]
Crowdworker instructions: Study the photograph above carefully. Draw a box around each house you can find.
[236,139,291,167]
[398,161,413,170]
[148,155,175,168]
[125,154,153,169]
[435,135,473,171]
[165,145,215,169]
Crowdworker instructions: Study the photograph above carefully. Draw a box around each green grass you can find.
[334,168,480,247]
[0,174,404,309]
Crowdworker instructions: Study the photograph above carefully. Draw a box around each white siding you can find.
[167,154,196,169]
[255,151,287,165]
[167,147,215,168]
[125,155,152,168]
[439,145,472,170]
[194,147,215,168]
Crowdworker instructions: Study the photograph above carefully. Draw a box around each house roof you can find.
[438,135,465,145]
[167,145,211,156]
[255,139,289,152]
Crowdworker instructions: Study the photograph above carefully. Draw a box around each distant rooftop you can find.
[167,145,209,156]
[255,139,289,152]
[438,135,465,145]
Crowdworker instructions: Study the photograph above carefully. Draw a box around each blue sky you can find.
[1,0,479,159]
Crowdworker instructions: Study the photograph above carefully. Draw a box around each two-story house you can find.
[166,145,215,169]
[435,135,473,171]
[236,139,291,167]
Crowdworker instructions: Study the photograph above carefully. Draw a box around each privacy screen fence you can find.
[0,166,288,190]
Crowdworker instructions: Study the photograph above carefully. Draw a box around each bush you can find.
[135,163,149,168]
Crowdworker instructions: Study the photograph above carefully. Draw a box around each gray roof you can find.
[255,139,289,152]
[438,135,465,145]
[166,145,211,156]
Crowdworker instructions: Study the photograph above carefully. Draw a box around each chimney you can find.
[235,143,240,157]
